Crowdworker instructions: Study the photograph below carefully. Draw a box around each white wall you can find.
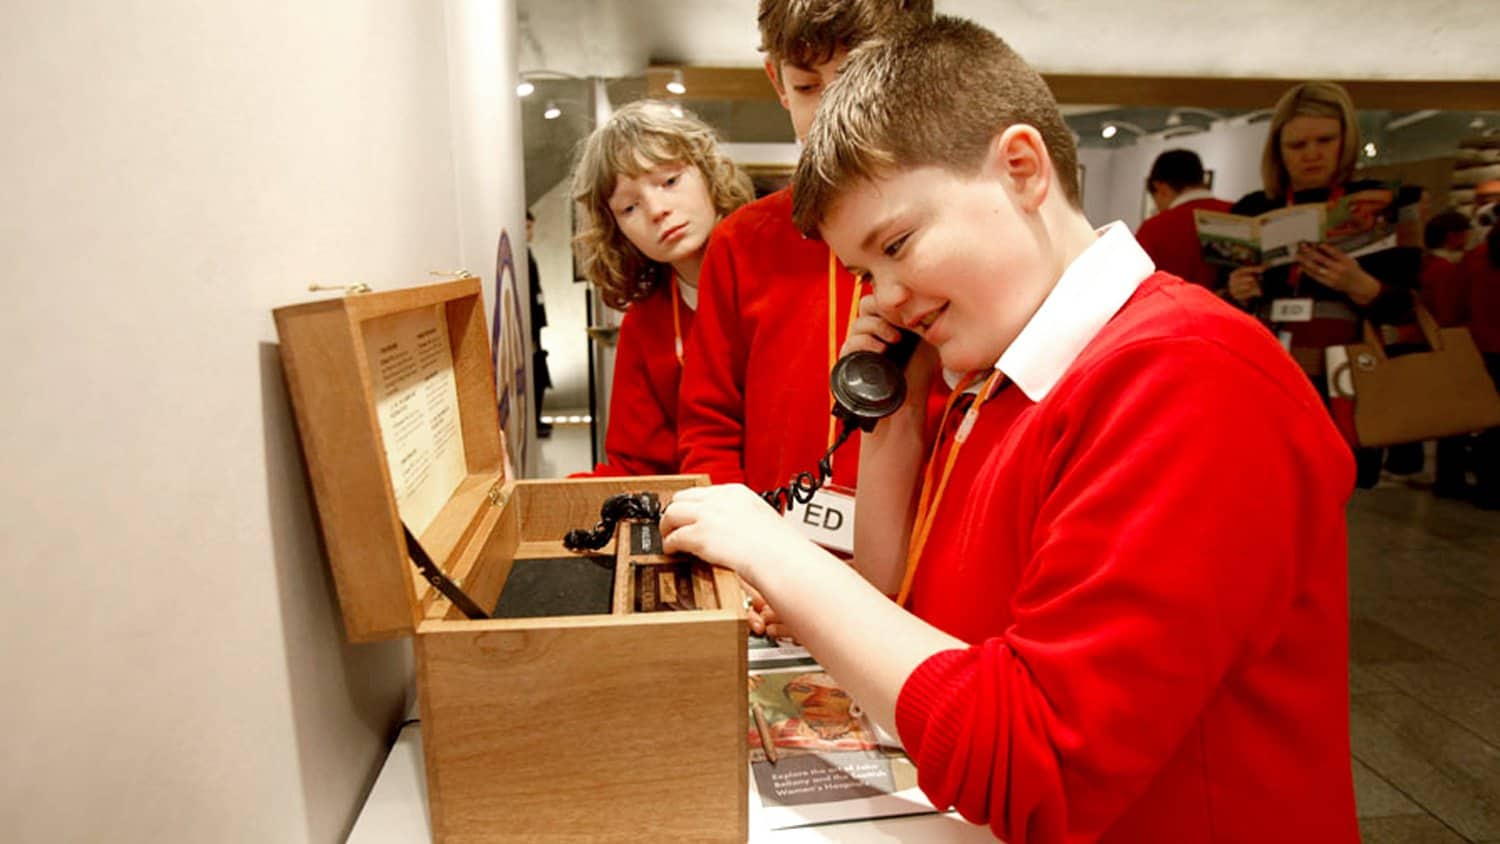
[0,2,522,841]
[519,0,1500,82]
[443,0,532,475]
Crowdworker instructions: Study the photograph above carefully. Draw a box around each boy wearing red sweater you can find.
[663,16,1358,843]
[1135,149,1231,289]
[676,0,932,506]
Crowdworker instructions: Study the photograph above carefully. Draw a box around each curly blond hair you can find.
[571,101,753,310]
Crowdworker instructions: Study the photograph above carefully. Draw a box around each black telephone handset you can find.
[756,328,922,513]
[565,334,925,537]
[829,329,921,432]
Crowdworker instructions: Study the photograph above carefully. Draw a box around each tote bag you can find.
[1330,306,1500,447]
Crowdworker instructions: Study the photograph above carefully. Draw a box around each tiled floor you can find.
[534,420,595,477]
[1349,486,1500,843]
[538,429,1500,841]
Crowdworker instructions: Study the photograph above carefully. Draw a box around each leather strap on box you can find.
[402,523,489,620]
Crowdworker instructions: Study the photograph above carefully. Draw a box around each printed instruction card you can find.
[363,305,468,534]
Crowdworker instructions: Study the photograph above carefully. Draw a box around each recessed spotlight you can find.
[516,80,534,97]
[543,101,561,120]
[1101,124,1118,139]
[666,69,686,95]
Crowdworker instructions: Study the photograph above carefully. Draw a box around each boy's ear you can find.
[986,125,1052,213]
[764,60,791,111]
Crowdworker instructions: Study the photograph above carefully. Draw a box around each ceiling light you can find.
[1166,107,1224,127]
[1472,117,1487,130]
[670,104,684,118]
[515,68,582,98]
[1384,109,1439,131]
[666,69,686,96]
[1100,121,1145,141]
[543,101,561,120]
[1364,142,1377,158]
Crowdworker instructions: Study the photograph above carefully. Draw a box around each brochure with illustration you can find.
[1194,182,1416,268]
[746,637,939,831]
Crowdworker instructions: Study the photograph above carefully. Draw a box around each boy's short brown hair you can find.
[792,16,1081,235]
[758,0,932,70]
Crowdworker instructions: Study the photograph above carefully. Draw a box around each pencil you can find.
[751,703,778,764]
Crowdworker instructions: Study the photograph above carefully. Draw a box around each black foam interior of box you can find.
[491,555,615,618]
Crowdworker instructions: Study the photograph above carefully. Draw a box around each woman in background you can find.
[1225,81,1421,487]
[570,101,753,476]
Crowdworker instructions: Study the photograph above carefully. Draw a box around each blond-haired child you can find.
[571,100,752,475]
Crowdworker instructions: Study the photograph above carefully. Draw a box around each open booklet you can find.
[1194,181,1418,268]
[746,637,940,831]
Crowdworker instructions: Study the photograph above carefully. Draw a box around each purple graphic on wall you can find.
[493,230,529,469]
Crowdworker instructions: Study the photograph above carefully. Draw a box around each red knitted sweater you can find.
[896,275,1358,843]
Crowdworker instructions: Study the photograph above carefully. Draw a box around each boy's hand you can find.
[660,484,809,588]
[840,293,907,358]
[1227,265,1263,304]
[840,293,939,422]
[742,581,798,641]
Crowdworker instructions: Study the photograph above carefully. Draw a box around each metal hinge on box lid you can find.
[401,523,489,620]
[487,478,511,509]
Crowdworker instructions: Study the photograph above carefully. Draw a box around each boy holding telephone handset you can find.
[663,16,1358,843]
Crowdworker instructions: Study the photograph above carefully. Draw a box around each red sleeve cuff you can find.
[895,647,974,779]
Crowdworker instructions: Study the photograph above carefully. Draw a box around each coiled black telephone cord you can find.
[759,418,858,514]
[562,333,915,548]
[563,491,662,552]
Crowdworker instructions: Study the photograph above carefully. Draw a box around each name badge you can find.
[782,486,855,555]
[1270,297,1314,323]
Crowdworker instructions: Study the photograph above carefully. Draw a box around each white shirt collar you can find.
[677,277,698,310]
[1168,187,1217,209]
[994,221,1155,402]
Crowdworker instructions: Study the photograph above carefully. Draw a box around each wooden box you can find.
[273,278,747,842]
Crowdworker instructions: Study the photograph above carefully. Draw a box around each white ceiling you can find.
[515,0,1500,204]
[518,0,1500,80]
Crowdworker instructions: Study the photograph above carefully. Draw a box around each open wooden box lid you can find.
[274,277,511,642]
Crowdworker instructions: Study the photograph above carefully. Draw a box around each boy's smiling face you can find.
[819,129,1058,375]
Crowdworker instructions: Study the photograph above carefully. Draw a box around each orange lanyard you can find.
[896,368,1005,606]
[670,274,685,366]
[826,251,862,451]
